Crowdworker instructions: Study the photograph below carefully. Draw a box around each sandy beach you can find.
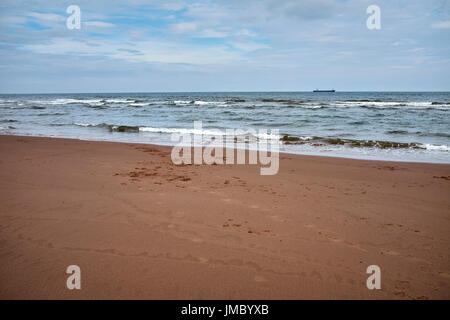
[0,134,449,299]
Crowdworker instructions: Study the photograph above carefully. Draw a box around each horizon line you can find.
[1,90,450,95]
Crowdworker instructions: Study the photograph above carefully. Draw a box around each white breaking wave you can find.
[333,101,450,109]
[139,127,275,137]
[73,123,449,153]
[139,127,222,135]
[301,105,322,109]
[194,101,226,105]
[422,144,450,151]
[173,100,226,106]
[74,123,94,127]
[139,127,283,145]
[29,98,134,105]
[104,99,130,103]
[173,100,191,104]
[133,126,280,141]
[31,99,104,105]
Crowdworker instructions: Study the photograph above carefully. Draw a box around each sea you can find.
[0,92,449,163]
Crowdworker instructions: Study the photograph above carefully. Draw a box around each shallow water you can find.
[0,92,449,163]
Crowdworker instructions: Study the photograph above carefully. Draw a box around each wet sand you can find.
[0,135,449,299]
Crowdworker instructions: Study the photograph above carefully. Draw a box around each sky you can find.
[0,0,449,93]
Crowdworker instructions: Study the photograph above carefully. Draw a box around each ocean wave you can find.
[23,97,449,110]
[172,100,193,104]
[73,123,449,153]
[333,101,450,109]
[74,123,282,141]
[252,122,293,127]
[48,123,70,127]
[140,126,229,136]
[418,132,450,138]
[220,99,450,110]
[87,104,108,109]
[102,99,130,103]
[172,100,227,106]
[431,101,450,105]
[38,112,69,116]
[140,126,280,141]
[75,123,139,132]
[286,105,322,109]
[30,99,104,105]
[279,135,449,152]
[386,130,410,135]
[260,98,309,104]
[128,102,149,107]
[28,98,136,105]
[280,135,315,143]
[75,123,221,135]
[196,101,226,106]
[231,103,322,109]
[348,121,367,125]
[0,125,16,130]
[422,144,450,151]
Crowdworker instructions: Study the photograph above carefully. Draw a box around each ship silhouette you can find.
[313,89,335,92]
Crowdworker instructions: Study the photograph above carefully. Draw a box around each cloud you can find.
[270,0,339,21]
[230,41,270,52]
[169,21,198,34]
[23,37,243,65]
[84,21,115,28]
[0,0,449,92]
[28,12,65,22]
[196,28,229,38]
[0,15,27,25]
[235,29,257,37]
[431,21,450,29]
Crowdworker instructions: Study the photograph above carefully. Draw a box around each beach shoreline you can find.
[0,134,449,299]
[2,132,449,165]
[1,91,449,164]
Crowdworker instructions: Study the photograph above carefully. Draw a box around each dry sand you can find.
[0,135,449,299]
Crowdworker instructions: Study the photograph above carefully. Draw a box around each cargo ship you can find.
[313,89,336,92]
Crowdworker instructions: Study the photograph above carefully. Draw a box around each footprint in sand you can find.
[394,291,407,297]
